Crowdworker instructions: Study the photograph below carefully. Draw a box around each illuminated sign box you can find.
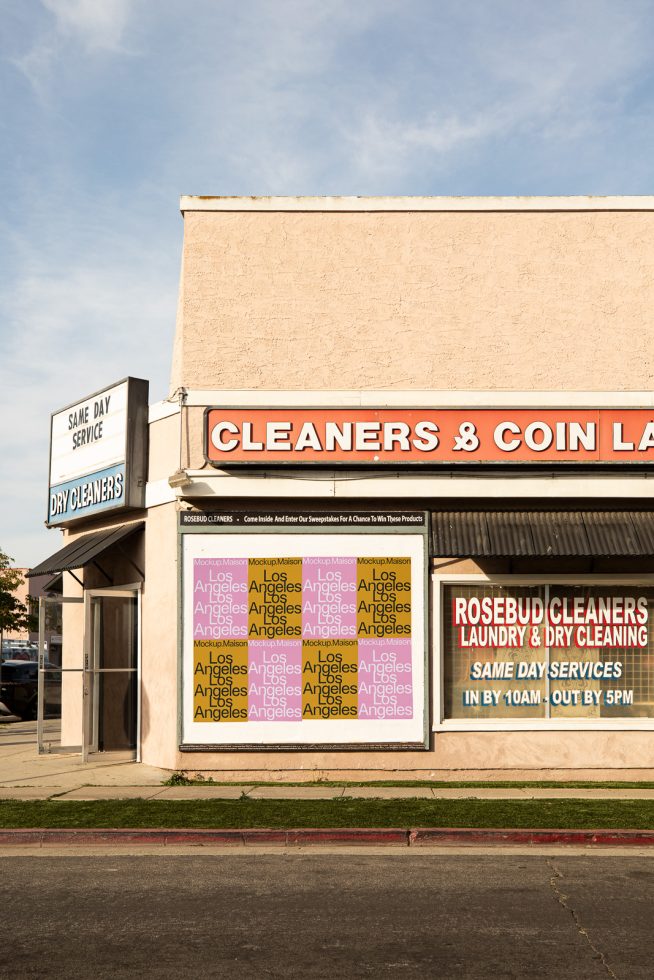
[47,377,149,526]
[179,513,429,749]
[205,408,654,466]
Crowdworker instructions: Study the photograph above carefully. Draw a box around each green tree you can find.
[0,551,31,660]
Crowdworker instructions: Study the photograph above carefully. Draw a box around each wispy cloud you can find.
[344,0,652,183]
[352,113,497,179]
[42,0,136,50]
[12,0,138,97]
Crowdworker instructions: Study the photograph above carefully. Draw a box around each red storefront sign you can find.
[205,408,654,465]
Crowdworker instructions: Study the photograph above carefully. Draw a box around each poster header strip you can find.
[179,511,426,528]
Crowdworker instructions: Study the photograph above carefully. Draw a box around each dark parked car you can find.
[0,661,61,721]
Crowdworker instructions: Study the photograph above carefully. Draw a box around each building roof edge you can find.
[179,195,654,213]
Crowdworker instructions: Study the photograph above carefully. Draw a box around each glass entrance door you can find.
[83,586,141,762]
[37,595,84,755]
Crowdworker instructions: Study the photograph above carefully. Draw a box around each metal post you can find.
[37,597,46,753]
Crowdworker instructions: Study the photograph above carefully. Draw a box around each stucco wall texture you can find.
[171,208,654,394]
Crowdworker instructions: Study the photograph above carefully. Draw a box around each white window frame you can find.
[433,573,654,732]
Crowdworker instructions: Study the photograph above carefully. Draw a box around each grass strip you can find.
[1,799,654,830]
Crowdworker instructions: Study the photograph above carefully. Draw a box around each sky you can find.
[1,0,654,566]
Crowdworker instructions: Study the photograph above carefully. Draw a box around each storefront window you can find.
[443,583,654,722]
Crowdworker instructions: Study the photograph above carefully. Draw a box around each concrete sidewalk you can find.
[4,718,654,801]
[0,718,167,791]
[5,784,654,801]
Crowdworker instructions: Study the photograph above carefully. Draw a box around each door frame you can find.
[82,583,142,763]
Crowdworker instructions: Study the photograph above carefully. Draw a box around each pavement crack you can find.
[547,859,618,979]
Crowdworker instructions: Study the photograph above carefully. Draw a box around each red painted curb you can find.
[0,831,46,845]
[0,827,409,847]
[0,827,653,847]
[163,830,246,846]
[409,828,654,847]
[284,828,408,846]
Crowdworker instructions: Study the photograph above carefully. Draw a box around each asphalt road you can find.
[2,852,653,978]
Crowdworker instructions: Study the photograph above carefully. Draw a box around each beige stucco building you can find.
[29,196,654,779]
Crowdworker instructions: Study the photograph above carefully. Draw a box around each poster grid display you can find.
[180,522,427,748]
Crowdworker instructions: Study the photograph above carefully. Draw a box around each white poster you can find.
[181,531,426,746]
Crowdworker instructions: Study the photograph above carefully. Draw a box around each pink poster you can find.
[247,640,302,722]
[193,558,248,640]
[357,639,413,719]
[301,556,357,639]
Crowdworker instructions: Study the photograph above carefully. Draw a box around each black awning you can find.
[27,522,144,578]
[431,511,654,558]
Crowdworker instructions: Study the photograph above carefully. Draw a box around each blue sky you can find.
[2,0,654,565]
